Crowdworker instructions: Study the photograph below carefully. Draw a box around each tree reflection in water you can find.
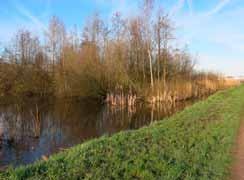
[0,98,196,168]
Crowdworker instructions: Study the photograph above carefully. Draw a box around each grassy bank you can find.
[1,86,244,179]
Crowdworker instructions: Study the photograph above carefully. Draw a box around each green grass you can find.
[1,86,244,180]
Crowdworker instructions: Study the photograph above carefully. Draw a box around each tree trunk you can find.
[148,49,154,89]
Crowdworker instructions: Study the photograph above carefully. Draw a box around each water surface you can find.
[0,99,197,168]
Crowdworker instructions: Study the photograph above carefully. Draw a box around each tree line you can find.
[0,0,236,105]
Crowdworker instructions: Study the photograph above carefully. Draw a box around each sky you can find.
[0,0,243,76]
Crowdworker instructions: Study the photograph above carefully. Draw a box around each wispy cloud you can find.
[13,2,47,32]
[204,0,231,16]
[186,0,193,15]
[170,0,185,16]
[169,0,244,76]
[0,0,52,44]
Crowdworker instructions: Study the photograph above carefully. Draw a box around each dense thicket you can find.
[0,1,236,104]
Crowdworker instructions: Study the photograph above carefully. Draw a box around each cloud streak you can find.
[204,0,231,16]
[186,0,193,14]
[171,0,244,76]
[170,0,185,16]
[14,3,47,32]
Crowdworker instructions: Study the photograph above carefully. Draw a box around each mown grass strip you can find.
[1,86,244,180]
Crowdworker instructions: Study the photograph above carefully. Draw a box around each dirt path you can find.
[231,120,244,180]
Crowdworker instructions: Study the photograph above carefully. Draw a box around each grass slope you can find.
[1,86,244,180]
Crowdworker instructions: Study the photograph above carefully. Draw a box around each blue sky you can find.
[0,0,243,76]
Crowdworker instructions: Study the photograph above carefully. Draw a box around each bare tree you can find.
[142,0,154,88]
[46,16,66,72]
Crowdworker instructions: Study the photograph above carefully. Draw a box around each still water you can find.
[0,98,196,168]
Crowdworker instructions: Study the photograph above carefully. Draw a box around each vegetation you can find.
[1,85,244,179]
[0,1,238,104]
